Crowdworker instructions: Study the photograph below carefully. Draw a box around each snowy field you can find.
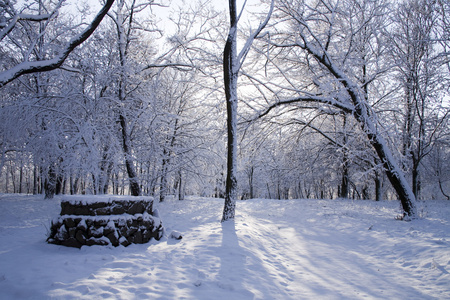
[0,194,449,299]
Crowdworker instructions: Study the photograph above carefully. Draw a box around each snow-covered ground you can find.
[0,194,449,299]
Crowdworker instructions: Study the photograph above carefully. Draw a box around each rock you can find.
[64,218,76,228]
[128,202,144,215]
[106,231,119,247]
[94,219,107,227]
[133,230,143,243]
[68,227,77,238]
[55,224,68,241]
[77,219,87,231]
[111,205,126,215]
[119,236,130,247]
[170,231,183,240]
[62,237,82,248]
[86,237,109,247]
[103,221,116,236]
[88,225,104,238]
[75,230,87,245]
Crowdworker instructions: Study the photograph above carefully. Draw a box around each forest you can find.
[1,1,450,298]
[1,0,449,216]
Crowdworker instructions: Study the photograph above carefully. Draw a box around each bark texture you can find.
[222,0,238,222]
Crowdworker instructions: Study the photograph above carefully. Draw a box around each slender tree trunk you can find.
[5,165,9,193]
[44,165,56,199]
[340,152,349,199]
[248,166,254,199]
[412,157,420,199]
[160,152,169,202]
[120,115,141,196]
[33,164,38,195]
[375,168,382,201]
[19,164,23,194]
[178,170,185,200]
[339,115,349,199]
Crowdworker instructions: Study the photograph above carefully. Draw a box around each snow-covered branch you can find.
[0,0,115,88]
[256,95,354,121]
[0,13,52,41]
[237,0,274,69]
[141,63,195,72]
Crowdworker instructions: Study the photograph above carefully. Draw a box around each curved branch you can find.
[238,0,274,68]
[0,13,52,41]
[256,95,354,121]
[0,0,115,88]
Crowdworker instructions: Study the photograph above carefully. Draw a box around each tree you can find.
[390,0,450,199]
[221,0,274,221]
[254,0,417,217]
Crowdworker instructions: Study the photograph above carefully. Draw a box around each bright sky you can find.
[153,0,264,33]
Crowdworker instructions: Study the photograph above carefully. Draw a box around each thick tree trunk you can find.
[353,89,416,216]
[55,174,64,195]
[222,0,238,222]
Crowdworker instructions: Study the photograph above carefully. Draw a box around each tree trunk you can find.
[375,169,382,201]
[160,153,169,202]
[120,115,141,196]
[340,159,349,199]
[19,164,23,194]
[178,170,185,200]
[340,115,349,199]
[248,166,254,199]
[33,165,39,195]
[44,165,56,199]
[221,0,239,222]
[116,0,140,197]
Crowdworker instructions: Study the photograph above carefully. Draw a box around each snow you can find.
[60,195,154,205]
[0,194,449,299]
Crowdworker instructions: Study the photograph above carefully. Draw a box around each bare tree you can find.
[255,0,417,217]
[390,0,450,199]
[222,0,274,222]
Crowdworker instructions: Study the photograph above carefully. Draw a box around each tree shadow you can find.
[216,220,254,297]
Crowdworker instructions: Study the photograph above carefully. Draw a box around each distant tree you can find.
[390,0,450,199]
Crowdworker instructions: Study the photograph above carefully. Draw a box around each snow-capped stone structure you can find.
[47,196,163,248]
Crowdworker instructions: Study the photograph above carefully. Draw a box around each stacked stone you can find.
[47,197,163,248]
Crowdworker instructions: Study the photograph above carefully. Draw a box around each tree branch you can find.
[255,95,354,121]
[0,0,115,88]
[237,0,274,69]
[0,13,54,42]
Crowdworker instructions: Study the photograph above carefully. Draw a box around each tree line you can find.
[0,0,449,219]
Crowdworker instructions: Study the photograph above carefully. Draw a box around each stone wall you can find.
[47,197,163,248]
